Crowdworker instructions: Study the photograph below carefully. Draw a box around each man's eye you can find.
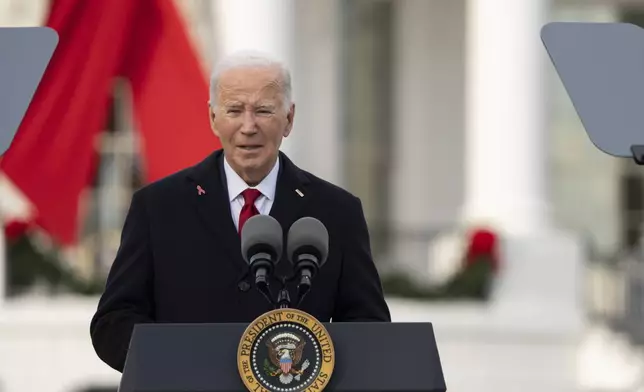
[227,109,241,114]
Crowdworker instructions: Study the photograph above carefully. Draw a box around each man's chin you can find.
[230,149,277,170]
[235,156,265,172]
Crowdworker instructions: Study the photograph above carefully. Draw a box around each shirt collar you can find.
[223,155,280,202]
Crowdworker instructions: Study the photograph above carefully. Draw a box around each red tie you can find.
[238,188,262,234]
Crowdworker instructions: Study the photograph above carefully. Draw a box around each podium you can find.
[118,321,447,392]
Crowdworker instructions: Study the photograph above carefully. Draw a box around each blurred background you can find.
[1,0,643,391]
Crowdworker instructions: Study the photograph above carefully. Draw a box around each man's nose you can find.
[240,110,258,134]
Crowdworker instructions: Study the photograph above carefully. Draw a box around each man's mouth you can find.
[239,145,262,151]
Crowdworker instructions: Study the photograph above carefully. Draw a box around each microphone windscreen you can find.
[240,215,283,264]
[287,217,329,266]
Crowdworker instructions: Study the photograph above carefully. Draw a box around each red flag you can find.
[1,0,219,245]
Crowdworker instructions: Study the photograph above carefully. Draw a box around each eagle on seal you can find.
[264,332,311,384]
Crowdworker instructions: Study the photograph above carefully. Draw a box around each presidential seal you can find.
[237,308,335,392]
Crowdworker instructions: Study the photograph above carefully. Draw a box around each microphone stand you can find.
[276,277,291,309]
[273,273,312,309]
[254,275,293,309]
[256,280,276,308]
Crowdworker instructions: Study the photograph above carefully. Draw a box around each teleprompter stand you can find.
[631,145,644,165]
[118,321,447,392]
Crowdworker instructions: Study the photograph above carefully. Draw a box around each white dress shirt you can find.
[223,155,279,231]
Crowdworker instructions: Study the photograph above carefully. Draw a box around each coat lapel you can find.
[269,152,311,271]
[186,150,247,275]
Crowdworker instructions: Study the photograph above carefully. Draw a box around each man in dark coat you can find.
[90,50,391,372]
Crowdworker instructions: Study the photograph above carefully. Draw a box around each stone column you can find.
[389,0,466,281]
[463,0,550,236]
[290,0,342,185]
[463,0,583,326]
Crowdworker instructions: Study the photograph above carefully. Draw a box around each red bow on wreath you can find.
[464,228,500,272]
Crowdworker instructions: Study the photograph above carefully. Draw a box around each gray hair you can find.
[209,50,292,112]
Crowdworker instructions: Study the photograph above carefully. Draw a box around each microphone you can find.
[240,215,283,304]
[287,217,329,305]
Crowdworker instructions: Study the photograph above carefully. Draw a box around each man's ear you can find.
[208,102,220,137]
[283,103,295,137]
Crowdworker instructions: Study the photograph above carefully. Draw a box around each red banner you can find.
[1,0,219,245]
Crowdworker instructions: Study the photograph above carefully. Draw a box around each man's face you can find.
[209,66,294,184]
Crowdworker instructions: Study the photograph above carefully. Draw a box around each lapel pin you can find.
[197,185,206,195]
[295,189,304,197]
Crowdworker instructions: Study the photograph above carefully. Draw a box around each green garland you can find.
[381,258,495,300]
[6,235,104,296]
[5,234,495,301]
